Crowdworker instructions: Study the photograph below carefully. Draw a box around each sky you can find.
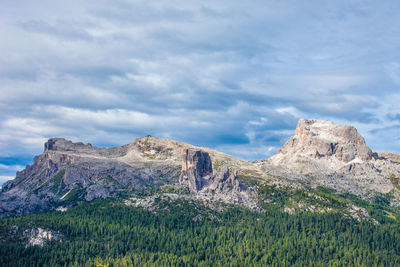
[1,0,400,185]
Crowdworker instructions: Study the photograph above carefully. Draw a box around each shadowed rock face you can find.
[211,167,240,192]
[179,149,242,193]
[179,149,213,191]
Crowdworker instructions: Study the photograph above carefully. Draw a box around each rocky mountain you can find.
[1,118,400,217]
[270,118,374,167]
[0,136,259,217]
[264,119,400,202]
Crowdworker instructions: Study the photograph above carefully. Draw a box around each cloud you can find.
[0,163,24,186]
[18,20,93,41]
[1,0,400,172]
[0,164,24,172]
[386,62,400,86]
[0,177,14,187]
[388,113,400,122]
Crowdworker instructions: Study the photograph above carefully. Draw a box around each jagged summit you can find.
[264,118,400,200]
[1,119,400,217]
[0,135,256,217]
[45,138,94,152]
[269,119,374,171]
[41,136,243,164]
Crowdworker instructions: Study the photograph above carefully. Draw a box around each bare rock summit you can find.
[265,118,400,200]
[2,119,400,217]
[0,136,256,217]
[269,119,374,172]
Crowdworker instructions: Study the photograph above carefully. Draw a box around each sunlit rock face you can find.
[264,119,400,200]
[269,119,374,172]
[2,118,400,217]
[24,227,63,247]
[0,135,254,217]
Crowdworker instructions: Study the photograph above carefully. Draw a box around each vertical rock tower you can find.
[179,149,213,192]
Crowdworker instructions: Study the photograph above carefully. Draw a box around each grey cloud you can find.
[369,125,400,135]
[1,0,400,167]
[89,0,197,25]
[388,113,400,122]
[18,20,93,41]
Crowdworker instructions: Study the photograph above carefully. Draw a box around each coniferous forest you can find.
[1,187,400,267]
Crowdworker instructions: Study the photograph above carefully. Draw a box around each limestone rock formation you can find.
[2,119,400,217]
[179,149,213,191]
[24,227,63,247]
[45,138,93,152]
[209,167,240,192]
[0,136,252,217]
[269,119,374,171]
[265,118,400,200]
[0,137,185,217]
[178,149,242,193]
[376,152,400,164]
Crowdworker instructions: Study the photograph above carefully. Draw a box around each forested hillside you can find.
[1,191,400,266]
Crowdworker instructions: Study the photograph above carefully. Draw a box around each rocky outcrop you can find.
[178,149,242,193]
[2,119,400,217]
[209,167,240,192]
[128,162,259,211]
[265,118,400,200]
[270,119,374,171]
[179,149,213,191]
[0,136,250,217]
[24,227,63,247]
[0,137,185,217]
[45,138,93,152]
[376,152,400,164]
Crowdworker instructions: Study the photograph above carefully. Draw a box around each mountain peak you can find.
[269,119,374,171]
[2,119,399,218]
[295,119,368,146]
[44,138,93,152]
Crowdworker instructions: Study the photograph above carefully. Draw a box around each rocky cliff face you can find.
[265,119,400,200]
[179,149,213,192]
[1,119,400,217]
[0,136,253,217]
[0,137,181,217]
[270,119,373,170]
[176,148,256,208]
[179,148,242,193]
[24,227,63,247]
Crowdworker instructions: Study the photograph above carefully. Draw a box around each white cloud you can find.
[0,164,24,171]
[0,163,22,186]
[276,107,304,118]
[0,176,15,186]
[386,62,400,85]
[1,0,400,167]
